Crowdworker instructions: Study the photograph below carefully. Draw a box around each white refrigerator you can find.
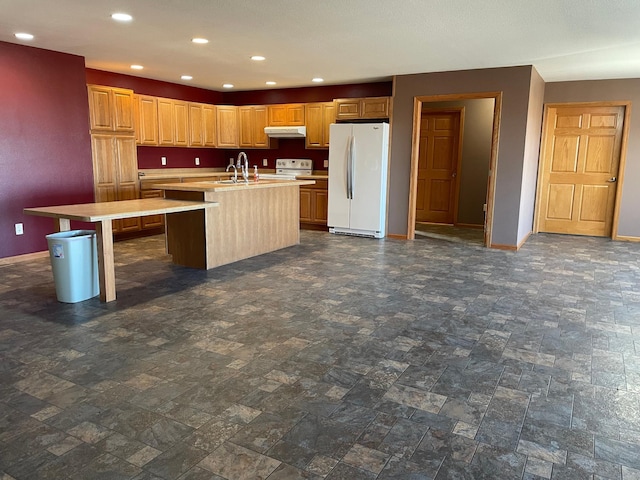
[328,122,390,238]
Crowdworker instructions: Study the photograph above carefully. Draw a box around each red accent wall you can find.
[86,69,225,104]
[223,82,392,105]
[0,41,94,258]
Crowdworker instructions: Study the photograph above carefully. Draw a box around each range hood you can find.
[264,126,306,138]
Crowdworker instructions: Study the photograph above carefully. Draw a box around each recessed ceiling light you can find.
[312,77,324,83]
[192,37,209,44]
[251,55,266,61]
[130,64,144,70]
[111,13,132,22]
[181,75,193,80]
[265,81,277,86]
[222,83,234,89]
[14,32,34,40]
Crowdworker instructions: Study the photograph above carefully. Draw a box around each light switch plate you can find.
[323,159,328,168]
[195,157,200,166]
[161,156,167,166]
[15,223,23,235]
[263,158,268,166]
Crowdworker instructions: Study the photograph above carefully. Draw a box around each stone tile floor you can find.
[0,231,639,480]
[414,223,485,247]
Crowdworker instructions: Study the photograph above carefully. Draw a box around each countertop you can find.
[151,179,316,192]
[139,170,329,182]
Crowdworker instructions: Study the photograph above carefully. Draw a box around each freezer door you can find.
[328,123,352,229]
[349,123,389,234]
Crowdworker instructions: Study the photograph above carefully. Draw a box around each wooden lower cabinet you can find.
[139,178,181,230]
[299,179,328,227]
[91,133,141,233]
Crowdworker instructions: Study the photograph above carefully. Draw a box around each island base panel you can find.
[166,210,207,269]
[164,186,300,269]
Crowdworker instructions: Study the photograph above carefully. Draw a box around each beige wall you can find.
[390,66,537,247]
[423,99,495,226]
[518,68,546,242]
[544,79,640,238]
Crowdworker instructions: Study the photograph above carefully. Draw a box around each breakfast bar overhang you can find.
[24,198,219,302]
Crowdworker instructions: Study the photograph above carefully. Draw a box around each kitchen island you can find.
[152,179,315,269]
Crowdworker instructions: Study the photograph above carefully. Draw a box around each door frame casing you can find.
[533,101,631,239]
[407,92,502,246]
[417,107,465,225]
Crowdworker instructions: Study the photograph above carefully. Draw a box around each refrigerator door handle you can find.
[346,135,354,199]
[350,135,355,199]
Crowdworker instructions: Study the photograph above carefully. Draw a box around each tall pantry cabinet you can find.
[87,85,141,233]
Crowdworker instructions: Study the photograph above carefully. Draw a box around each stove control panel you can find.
[275,159,313,170]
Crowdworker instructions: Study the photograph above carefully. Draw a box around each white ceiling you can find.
[2,0,640,91]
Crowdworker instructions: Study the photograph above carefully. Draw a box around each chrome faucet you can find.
[226,163,238,183]
[237,151,249,183]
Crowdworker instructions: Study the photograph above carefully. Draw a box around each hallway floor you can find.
[1,231,639,479]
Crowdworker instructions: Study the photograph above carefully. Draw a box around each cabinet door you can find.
[157,98,175,145]
[173,101,189,146]
[203,104,217,147]
[88,86,114,131]
[216,106,239,148]
[253,106,269,147]
[112,88,135,132]
[286,104,305,125]
[189,103,204,147]
[91,134,118,203]
[299,188,313,222]
[313,189,329,223]
[361,97,390,119]
[136,95,159,145]
[140,189,165,229]
[114,136,141,232]
[268,104,288,126]
[239,106,254,147]
[335,99,361,120]
[322,103,336,148]
[305,103,324,148]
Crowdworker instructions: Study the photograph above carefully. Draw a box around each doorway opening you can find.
[408,92,502,247]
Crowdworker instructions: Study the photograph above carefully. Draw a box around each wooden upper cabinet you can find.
[189,103,204,147]
[173,100,189,146]
[216,106,239,148]
[134,94,158,145]
[335,97,390,120]
[268,103,305,126]
[88,85,135,133]
[202,104,217,147]
[239,106,253,148]
[305,102,336,148]
[239,105,271,148]
[157,97,175,145]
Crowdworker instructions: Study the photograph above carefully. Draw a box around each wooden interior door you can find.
[416,110,462,223]
[538,105,624,237]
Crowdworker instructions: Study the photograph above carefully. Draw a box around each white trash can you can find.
[46,230,100,303]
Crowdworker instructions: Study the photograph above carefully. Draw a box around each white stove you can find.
[273,158,313,179]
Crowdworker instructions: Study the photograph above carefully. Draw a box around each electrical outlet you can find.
[195,157,200,166]
[161,156,167,166]
[229,157,234,166]
[323,159,329,168]
[262,158,268,167]
[15,223,23,235]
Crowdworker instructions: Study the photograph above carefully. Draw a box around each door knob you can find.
[607,177,617,183]
[452,172,457,178]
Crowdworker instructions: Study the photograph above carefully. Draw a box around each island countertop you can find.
[151,178,315,192]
